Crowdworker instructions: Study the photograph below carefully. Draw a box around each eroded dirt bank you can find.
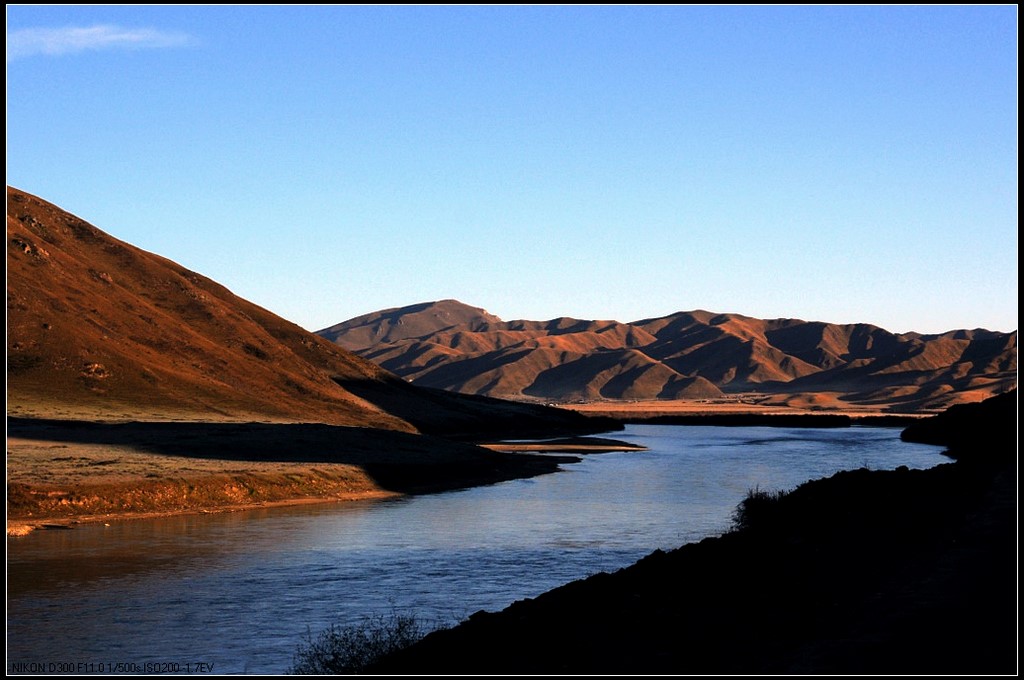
[6,418,578,533]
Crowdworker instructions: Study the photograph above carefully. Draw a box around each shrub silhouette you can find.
[289,611,445,674]
[731,485,788,532]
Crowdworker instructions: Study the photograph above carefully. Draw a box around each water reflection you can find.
[7,499,386,597]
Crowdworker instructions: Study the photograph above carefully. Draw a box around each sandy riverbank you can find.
[6,418,579,535]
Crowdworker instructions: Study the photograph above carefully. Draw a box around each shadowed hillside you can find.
[369,392,1017,674]
[319,300,1016,411]
[6,187,608,439]
[901,389,1017,463]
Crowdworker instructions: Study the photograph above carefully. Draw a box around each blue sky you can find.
[6,6,1018,334]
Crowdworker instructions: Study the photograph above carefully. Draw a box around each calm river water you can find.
[6,425,945,674]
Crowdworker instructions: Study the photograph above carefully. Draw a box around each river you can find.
[5,424,945,674]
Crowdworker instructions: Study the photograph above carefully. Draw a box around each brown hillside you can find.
[318,300,1016,411]
[415,347,585,397]
[318,299,503,351]
[7,187,412,428]
[523,349,700,401]
[6,187,607,438]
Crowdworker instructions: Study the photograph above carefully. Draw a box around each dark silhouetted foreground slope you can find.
[901,389,1017,462]
[370,392,1017,674]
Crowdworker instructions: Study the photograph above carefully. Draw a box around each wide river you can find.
[6,425,945,674]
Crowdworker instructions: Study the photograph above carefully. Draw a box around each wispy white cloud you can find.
[7,25,192,61]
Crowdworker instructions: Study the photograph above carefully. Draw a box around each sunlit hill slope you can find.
[319,300,1016,412]
[6,186,603,437]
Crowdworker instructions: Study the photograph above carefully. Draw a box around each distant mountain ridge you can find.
[318,300,1017,411]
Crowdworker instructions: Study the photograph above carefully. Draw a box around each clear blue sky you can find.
[7,6,1018,334]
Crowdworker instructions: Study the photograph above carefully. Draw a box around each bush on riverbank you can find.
[731,485,788,531]
[289,612,447,674]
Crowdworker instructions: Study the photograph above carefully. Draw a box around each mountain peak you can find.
[317,299,503,351]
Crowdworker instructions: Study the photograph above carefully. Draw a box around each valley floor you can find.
[560,394,934,419]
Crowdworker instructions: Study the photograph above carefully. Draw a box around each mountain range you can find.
[318,300,1016,412]
[5,186,599,438]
